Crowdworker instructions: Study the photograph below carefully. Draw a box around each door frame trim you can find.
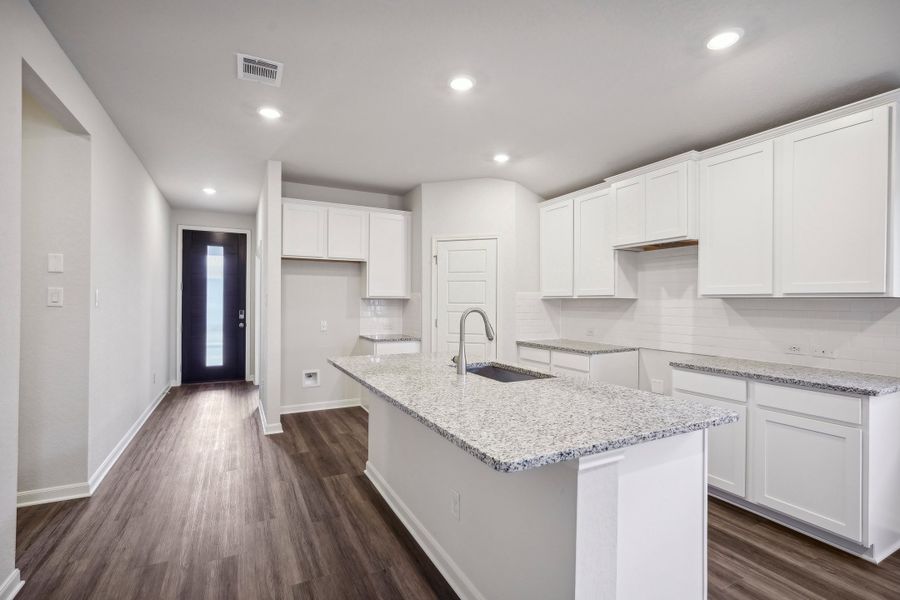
[176,225,252,386]
[430,234,501,356]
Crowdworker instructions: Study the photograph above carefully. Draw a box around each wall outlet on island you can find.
[785,343,806,355]
[650,379,664,394]
[450,489,460,522]
[811,345,836,359]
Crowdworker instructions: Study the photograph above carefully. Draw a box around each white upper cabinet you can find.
[283,202,327,258]
[327,207,368,260]
[574,190,636,297]
[780,106,891,295]
[612,177,644,246]
[540,199,574,297]
[645,162,690,242]
[365,211,410,298]
[612,158,698,248]
[699,140,775,296]
[540,190,636,299]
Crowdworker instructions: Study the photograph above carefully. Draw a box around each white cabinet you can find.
[751,408,862,541]
[327,207,368,260]
[780,106,892,295]
[282,202,327,258]
[540,191,636,299]
[612,159,697,248]
[698,140,774,295]
[357,338,421,356]
[364,211,410,298]
[518,345,638,388]
[539,200,574,297]
[672,370,747,497]
[613,177,644,246]
[669,366,900,557]
[645,162,690,242]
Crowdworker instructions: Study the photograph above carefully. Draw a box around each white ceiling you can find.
[30,0,900,213]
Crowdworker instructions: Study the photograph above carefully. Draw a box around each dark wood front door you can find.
[181,229,246,383]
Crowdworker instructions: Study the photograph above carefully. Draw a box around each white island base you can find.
[364,390,710,600]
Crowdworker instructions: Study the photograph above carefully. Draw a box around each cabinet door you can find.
[282,202,327,258]
[613,177,644,246]
[549,364,590,382]
[327,207,368,260]
[780,106,891,294]
[644,162,688,242]
[574,190,615,296]
[699,141,774,295]
[751,408,862,541]
[540,200,574,297]
[366,212,410,297]
[673,390,747,497]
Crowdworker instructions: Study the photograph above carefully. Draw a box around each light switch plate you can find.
[47,287,64,307]
[47,253,64,273]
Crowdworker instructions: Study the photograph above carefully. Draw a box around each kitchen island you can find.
[329,354,738,599]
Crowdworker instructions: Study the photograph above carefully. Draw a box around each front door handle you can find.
[239,309,245,320]
[239,323,245,328]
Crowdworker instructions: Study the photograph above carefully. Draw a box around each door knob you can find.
[239,323,245,328]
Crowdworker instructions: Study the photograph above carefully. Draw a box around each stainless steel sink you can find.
[464,362,552,383]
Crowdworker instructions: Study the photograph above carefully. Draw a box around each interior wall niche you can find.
[18,63,92,501]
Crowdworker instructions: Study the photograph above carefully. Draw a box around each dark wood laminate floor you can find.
[15,382,900,599]
[16,382,457,600]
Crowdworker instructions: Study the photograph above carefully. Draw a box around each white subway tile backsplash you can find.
[559,246,900,377]
[359,298,405,335]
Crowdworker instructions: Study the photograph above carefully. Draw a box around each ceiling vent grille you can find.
[236,53,283,87]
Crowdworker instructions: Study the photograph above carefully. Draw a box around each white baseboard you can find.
[17,482,90,508]
[0,569,23,600]
[257,398,283,435]
[365,462,485,600]
[88,383,172,494]
[281,398,360,415]
[16,384,171,508]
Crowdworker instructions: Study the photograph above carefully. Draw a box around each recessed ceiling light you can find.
[449,76,475,92]
[706,28,743,50]
[493,153,510,164]
[257,106,282,119]
[202,187,217,196]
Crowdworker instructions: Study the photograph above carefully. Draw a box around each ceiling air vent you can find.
[236,53,283,87]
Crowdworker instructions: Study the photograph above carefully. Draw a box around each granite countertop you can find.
[517,339,639,355]
[670,356,900,397]
[359,333,422,342]
[329,353,737,473]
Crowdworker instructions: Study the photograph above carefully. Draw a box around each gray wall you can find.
[19,91,91,493]
[281,261,364,408]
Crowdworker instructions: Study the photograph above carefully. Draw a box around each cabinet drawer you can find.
[672,369,747,402]
[519,358,551,375]
[551,364,590,382]
[551,351,590,372]
[754,383,862,425]
[518,346,550,364]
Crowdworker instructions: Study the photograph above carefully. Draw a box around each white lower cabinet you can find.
[672,389,746,497]
[517,345,638,388]
[751,407,862,541]
[672,366,900,561]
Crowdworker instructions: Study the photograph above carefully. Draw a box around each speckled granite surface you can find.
[670,356,900,397]
[329,353,738,473]
[359,333,421,342]
[517,339,639,355]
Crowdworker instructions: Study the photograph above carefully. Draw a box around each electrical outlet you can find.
[320,320,328,332]
[785,343,805,355]
[450,489,460,521]
[650,379,664,394]
[811,345,836,359]
[585,328,595,337]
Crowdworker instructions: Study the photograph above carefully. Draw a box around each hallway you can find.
[15,384,455,599]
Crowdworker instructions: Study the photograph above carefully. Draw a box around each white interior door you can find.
[435,238,498,361]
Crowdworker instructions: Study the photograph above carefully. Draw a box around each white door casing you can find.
[435,238,498,361]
